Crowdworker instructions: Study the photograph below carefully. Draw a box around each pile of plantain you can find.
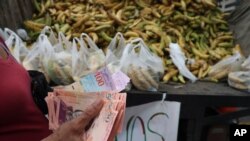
[24,0,238,83]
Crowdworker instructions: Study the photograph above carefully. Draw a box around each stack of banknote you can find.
[45,89,127,141]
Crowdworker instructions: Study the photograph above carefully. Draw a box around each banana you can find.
[192,47,209,59]
[100,31,112,42]
[107,10,127,25]
[202,65,211,78]
[24,21,46,32]
[152,9,161,18]
[89,32,99,43]
[233,44,243,55]
[34,0,41,12]
[72,14,90,29]
[178,74,186,83]
[94,24,112,31]
[201,0,216,7]
[26,0,235,83]
[163,69,178,83]
[72,5,85,13]
[208,49,221,59]
[124,31,139,37]
[60,24,70,33]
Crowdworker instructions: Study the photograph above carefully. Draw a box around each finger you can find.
[73,98,104,130]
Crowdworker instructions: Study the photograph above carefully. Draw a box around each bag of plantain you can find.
[42,33,74,85]
[208,52,245,80]
[41,26,58,46]
[79,33,106,74]
[4,28,29,64]
[71,37,89,81]
[120,38,164,91]
[105,32,126,74]
[241,55,250,71]
[228,71,250,91]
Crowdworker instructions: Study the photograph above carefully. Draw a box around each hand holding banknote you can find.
[42,99,104,141]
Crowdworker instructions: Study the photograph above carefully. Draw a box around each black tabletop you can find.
[127,81,250,107]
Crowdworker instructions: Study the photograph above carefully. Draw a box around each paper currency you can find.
[59,67,130,93]
[45,90,127,141]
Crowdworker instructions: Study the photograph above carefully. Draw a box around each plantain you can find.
[25,0,235,83]
[163,69,178,83]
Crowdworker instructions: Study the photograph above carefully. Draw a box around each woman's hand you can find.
[42,99,104,141]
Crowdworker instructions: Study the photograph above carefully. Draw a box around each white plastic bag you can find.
[0,28,8,40]
[106,32,126,73]
[22,35,50,81]
[71,37,89,81]
[4,28,29,63]
[43,33,74,85]
[80,33,106,73]
[228,71,250,91]
[209,52,245,79]
[241,55,250,71]
[120,38,164,91]
[41,26,58,46]
[169,43,197,82]
[17,29,30,41]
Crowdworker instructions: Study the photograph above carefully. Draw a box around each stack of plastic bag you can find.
[22,26,107,85]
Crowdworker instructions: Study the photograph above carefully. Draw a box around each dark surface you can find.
[126,81,250,141]
[127,81,250,108]
[0,0,34,30]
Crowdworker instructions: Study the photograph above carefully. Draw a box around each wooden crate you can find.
[0,0,34,30]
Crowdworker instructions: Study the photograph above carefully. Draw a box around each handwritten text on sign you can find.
[116,101,181,141]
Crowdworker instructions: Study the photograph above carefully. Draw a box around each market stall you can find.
[1,0,250,141]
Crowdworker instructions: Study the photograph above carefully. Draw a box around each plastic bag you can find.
[208,52,245,80]
[4,28,29,63]
[17,29,30,41]
[41,26,58,46]
[23,35,50,82]
[169,43,197,82]
[71,37,89,81]
[105,32,126,73]
[43,33,74,85]
[0,28,8,40]
[80,33,106,74]
[228,71,250,91]
[120,38,164,91]
[241,55,250,70]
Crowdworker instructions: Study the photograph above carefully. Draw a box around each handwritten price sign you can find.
[116,101,181,141]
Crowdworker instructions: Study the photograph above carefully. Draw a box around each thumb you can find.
[72,98,104,130]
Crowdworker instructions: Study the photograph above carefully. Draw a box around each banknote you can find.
[59,67,130,93]
[84,101,119,141]
[45,90,127,141]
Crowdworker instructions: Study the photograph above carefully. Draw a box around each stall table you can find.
[127,81,250,141]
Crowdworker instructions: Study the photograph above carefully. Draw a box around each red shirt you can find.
[0,38,51,141]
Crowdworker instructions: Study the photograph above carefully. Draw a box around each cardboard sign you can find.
[116,101,181,141]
